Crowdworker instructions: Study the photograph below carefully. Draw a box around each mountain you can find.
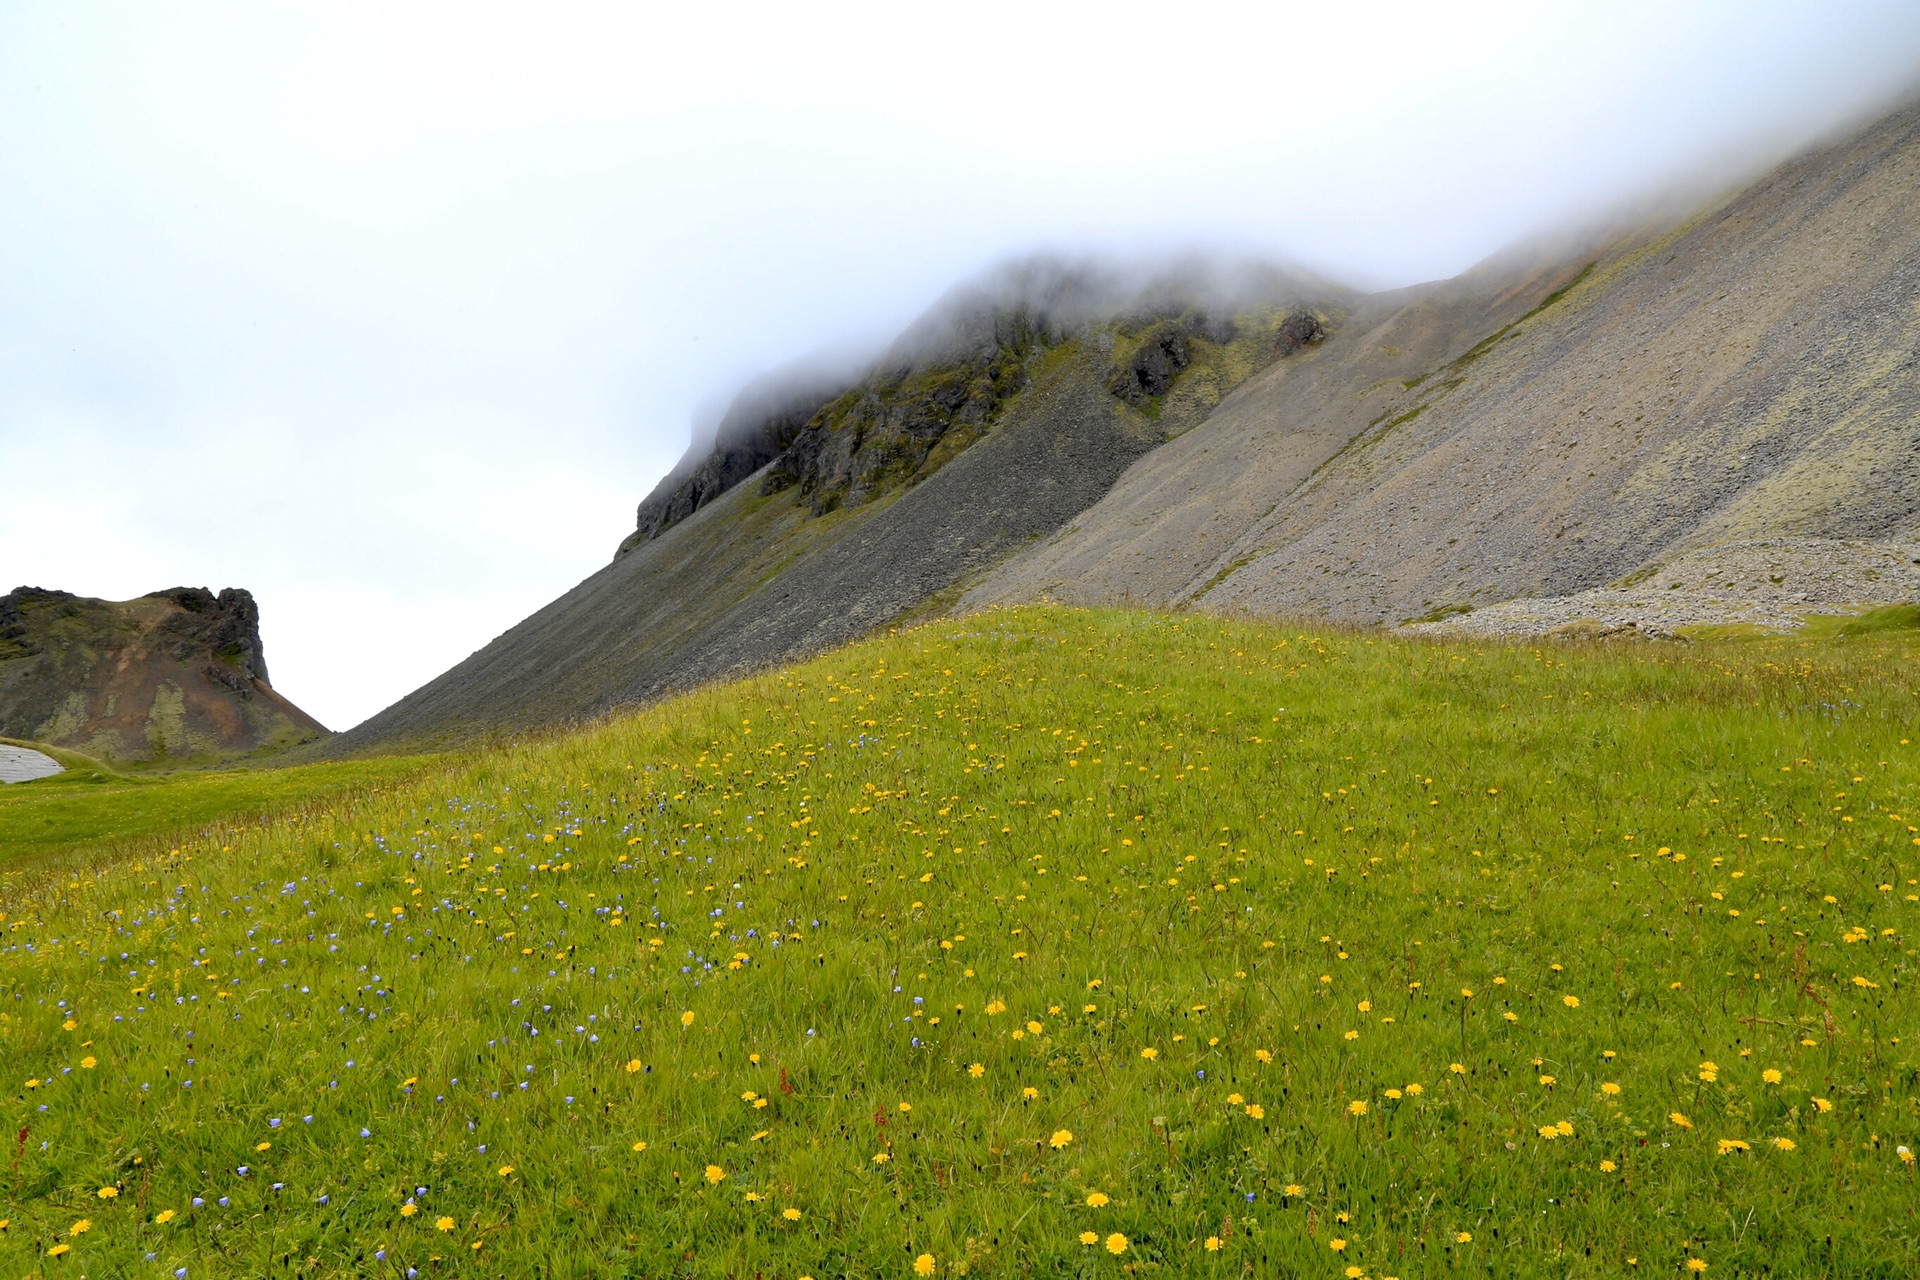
[332,260,1344,750]
[340,97,1920,751]
[0,586,329,764]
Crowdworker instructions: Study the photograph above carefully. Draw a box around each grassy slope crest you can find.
[4,608,1919,1277]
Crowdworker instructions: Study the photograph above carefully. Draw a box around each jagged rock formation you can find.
[0,586,329,764]
[339,96,1920,752]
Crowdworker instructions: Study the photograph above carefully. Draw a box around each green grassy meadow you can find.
[0,750,442,869]
[2,606,1917,1279]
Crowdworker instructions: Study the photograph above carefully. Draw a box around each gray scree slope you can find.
[967,100,1920,624]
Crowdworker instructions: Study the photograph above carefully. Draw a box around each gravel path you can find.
[0,743,64,783]
[1402,536,1920,639]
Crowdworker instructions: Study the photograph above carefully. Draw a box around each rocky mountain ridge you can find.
[623,259,1333,553]
[336,96,1920,752]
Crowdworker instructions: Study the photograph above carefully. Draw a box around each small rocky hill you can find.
[0,586,329,764]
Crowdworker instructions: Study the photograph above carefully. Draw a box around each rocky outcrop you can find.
[0,586,328,764]
[619,265,1336,552]
[757,314,1042,515]
[624,373,845,549]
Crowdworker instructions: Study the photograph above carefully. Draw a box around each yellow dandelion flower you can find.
[1599,1159,1618,1172]
[1140,1047,1158,1060]
[626,1059,642,1073]
[400,1202,418,1217]
[1347,1099,1368,1116]
[436,1216,455,1231]
[1330,1237,1347,1252]
[69,1219,91,1235]
[1449,1062,1466,1075]
[1761,1069,1782,1084]
[1106,1233,1128,1255]
[498,1164,514,1176]
[1246,1103,1265,1120]
[1026,1020,1043,1035]
[1205,1235,1222,1251]
[1687,1259,1707,1273]
[968,1063,985,1077]
[914,1252,936,1275]
[154,1209,176,1224]
[1079,1231,1098,1245]
[872,1152,890,1164]
[1771,1137,1795,1151]
[255,1142,271,1152]
[705,1164,725,1184]
[1022,1086,1039,1100]
[1405,1083,1424,1095]
[1456,1231,1472,1244]
[1813,1097,1833,1113]
[1255,1049,1273,1063]
[1227,1092,1245,1105]
[784,1207,802,1220]
[1716,1139,1750,1155]
[48,1244,70,1257]
[1085,1191,1110,1207]
[1601,1081,1622,1095]
[1670,1112,1693,1129]
[96,1186,118,1199]
[1049,1129,1074,1149]
[1563,995,1580,1008]
[80,1056,96,1069]
[632,1141,648,1151]
[681,1011,696,1027]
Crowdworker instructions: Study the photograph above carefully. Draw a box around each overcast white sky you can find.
[3,2,1917,731]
